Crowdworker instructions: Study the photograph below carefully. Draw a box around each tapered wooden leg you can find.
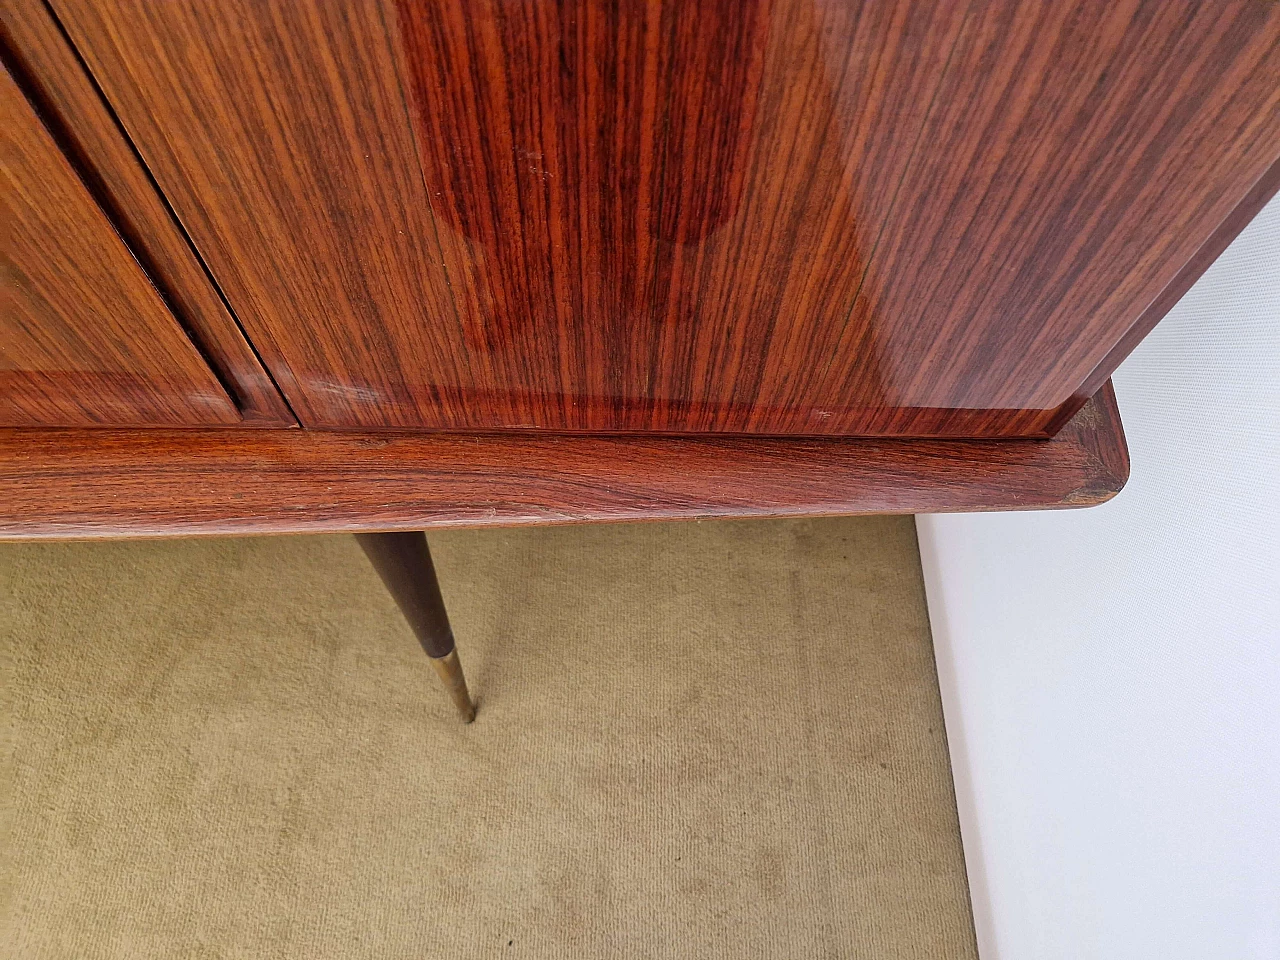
[355,531,476,722]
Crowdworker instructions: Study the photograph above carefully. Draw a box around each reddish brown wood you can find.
[1045,154,1280,434]
[1,0,295,425]
[50,0,459,431]
[846,1,1280,435]
[0,382,1127,540]
[1,63,240,427]
[51,0,1280,437]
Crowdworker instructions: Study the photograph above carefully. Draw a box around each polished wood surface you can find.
[53,0,1280,436]
[0,382,1127,539]
[838,2,1280,435]
[355,531,476,722]
[1,0,295,425]
[52,0,458,430]
[1,63,239,426]
[1049,153,1280,434]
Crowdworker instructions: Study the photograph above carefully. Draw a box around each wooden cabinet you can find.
[1,0,1277,531]
[41,0,1280,436]
[1,63,239,426]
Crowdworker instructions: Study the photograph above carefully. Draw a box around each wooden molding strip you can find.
[0,383,1128,540]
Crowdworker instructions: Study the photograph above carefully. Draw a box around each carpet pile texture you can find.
[2,516,976,958]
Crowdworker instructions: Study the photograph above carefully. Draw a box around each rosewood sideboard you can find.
[4,0,1278,719]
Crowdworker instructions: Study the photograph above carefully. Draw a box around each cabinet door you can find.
[51,0,1280,436]
[1,65,239,426]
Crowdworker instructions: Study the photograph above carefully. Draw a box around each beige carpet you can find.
[2,516,977,959]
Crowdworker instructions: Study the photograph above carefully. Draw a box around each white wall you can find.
[917,194,1280,960]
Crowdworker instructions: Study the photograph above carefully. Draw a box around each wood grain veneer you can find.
[51,0,1280,437]
[837,1,1280,435]
[1,62,240,427]
[1,0,295,424]
[0,383,1127,540]
[51,0,460,431]
[1047,153,1280,434]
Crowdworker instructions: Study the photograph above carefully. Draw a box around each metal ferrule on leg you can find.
[355,531,477,723]
[429,648,476,723]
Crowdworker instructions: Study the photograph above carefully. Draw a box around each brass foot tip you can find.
[430,649,476,724]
